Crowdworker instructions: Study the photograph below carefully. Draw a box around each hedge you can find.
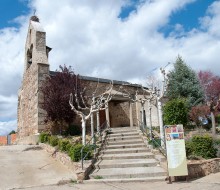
[68,144,93,162]
[39,132,51,143]
[185,135,217,159]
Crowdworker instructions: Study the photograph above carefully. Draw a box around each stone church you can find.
[17,16,159,143]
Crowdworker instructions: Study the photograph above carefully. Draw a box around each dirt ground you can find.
[0,145,76,190]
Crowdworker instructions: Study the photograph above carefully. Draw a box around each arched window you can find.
[26,44,33,69]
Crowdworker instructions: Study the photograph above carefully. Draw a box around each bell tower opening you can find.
[26,44,33,69]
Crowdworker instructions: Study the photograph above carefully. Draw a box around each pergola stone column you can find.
[129,101,133,127]
[105,102,110,127]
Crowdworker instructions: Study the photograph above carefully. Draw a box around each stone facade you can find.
[17,17,160,142]
[17,17,50,139]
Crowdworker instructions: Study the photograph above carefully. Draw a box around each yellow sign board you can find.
[165,124,188,176]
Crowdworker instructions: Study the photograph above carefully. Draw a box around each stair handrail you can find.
[136,118,167,157]
[81,120,109,169]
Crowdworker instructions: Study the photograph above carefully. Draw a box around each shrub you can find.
[214,138,220,145]
[185,140,193,158]
[49,135,59,147]
[163,98,189,126]
[68,144,93,162]
[58,139,70,152]
[148,138,161,148]
[185,135,217,159]
[216,114,220,124]
[39,132,50,143]
[65,125,82,136]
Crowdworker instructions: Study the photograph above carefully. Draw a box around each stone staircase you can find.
[89,127,167,182]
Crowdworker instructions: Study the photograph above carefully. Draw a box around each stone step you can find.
[102,147,150,154]
[105,143,147,149]
[155,154,167,162]
[95,159,158,169]
[107,135,140,142]
[108,132,140,137]
[86,176,166,183]
[107,139,143,145]
[110,130,138,134]
[110,127,133,131]
[98,152,155,160]
[90,166,167,179]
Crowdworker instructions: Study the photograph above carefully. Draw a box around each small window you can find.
[26,44,33,69]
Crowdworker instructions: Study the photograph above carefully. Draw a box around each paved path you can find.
[0,145,76,190]
[22,173,220,190]
[1,145,220,190]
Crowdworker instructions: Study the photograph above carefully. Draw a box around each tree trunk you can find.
[148,103,152,139]
[82,119,86,145]
[157,99,165,148]
[96,111,100,133]
[91,112,94,144]
[211,111,216,137]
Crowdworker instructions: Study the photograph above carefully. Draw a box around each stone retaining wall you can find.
[40,143,81,172]
[40,130,108,181]
[187,158,220,179]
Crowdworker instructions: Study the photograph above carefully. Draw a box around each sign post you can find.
[165,124,188,181]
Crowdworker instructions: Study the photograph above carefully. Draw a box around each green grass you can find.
[94,175,103,179]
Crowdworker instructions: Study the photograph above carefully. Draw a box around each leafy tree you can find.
[8,130,16,135]
[198,71,220,101]
[163,98,189,126]
[41,65,84,134]
[166,56,204,107]
[198,71,220,136]
[189,105,210,127]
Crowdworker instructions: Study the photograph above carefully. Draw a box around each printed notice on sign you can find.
[165,124,188,176]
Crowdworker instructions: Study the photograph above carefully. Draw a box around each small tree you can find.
[69,81,114,145]
[198,71,220,101]
[166,56,204,107]
[189,105,210,127]
[41,65,84,134]
[198,71,220,136]
[8,130,16,135]
[163,98,189,126]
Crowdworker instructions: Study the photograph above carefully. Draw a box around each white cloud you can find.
[0,0,220,132]
[0,120,17,136]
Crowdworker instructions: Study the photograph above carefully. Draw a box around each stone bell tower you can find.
[17,16,51,142]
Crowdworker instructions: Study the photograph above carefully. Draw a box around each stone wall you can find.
[109,101,130,127]
[40,143,81,172]
[173,159,220,181]
[0,134,17,145]
[17,18,49,140]
[75,79,141,128]
[187,159,220,179]
[17,62,39,138]
[0,136,7,145]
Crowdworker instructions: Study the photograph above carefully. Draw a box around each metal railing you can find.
[137,119,167,157]
[81,120,109,169]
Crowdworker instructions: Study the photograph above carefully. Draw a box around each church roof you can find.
[49,71,147,89]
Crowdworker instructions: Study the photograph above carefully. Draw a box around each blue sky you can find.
[0,0,220,135]
[0,0,30,28]
[0,0,216,32]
